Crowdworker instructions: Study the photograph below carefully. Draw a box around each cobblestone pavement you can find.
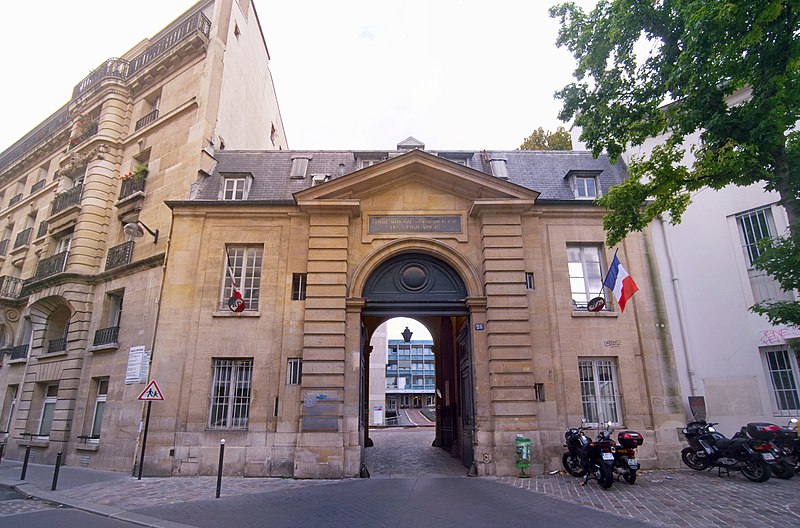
[364,427,468,477]
[498,467,800,527]
[0,487,58,518]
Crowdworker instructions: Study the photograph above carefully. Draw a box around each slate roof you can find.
[193,148,628,202]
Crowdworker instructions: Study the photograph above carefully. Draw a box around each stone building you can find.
[0,0,286,471]
[148,141,685,478]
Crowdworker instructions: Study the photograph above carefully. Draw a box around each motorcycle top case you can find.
[618,431,644,448]
[746,422,781,440]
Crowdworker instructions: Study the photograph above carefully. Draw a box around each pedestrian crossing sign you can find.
[138,380,165,401]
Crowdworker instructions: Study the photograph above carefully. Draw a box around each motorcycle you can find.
[562,422,616,489]
[734,422,794,479]
[600,424,643,484]
[680,420,772,482]
[774,418,800,472]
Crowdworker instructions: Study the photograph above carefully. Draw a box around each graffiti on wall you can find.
[759,325,800,345]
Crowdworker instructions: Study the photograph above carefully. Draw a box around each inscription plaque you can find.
[369,215,462,234]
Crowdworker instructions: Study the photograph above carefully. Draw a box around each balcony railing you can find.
[106,241,134,270]
[128,12,211,76]
[0,240,8,257]
[13,228,32,249]
[69,123,99,149]
[48,338,67,354]
[0,276,24,299]
[72,58,130,100]
[93,326,120,347]
[135,109,159,131]
[36,221,49,239]
[0,106,70,175]
[51,184,83,216]
[10,344,28,361]
[119,176,146,200]
[30,179,46,193]
[33,250,68,281]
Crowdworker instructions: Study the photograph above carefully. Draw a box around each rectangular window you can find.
[578,358,621,425]
[763,347,800,416]
[221,245,262,311]
[208,359,253,430]
[525,272,535,290]
[735,207,793,303]
[223,178,246,200]
[567,245,605,310]
[91,379,109,438]
[290,157,310,179]
[575,176,597,199]
[287,358,302,385]
[2,385,17,432]
[489,158,509,179]
[292,273,307,300]
[39,384,59,437]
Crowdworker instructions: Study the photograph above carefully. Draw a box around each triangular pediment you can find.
[293,150,539,204]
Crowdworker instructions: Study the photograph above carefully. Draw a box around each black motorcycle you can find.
[680,420,772,482]
[735,422,794,479]
[774,418,800,472]
[600,425,642,484]
[562,423,615,489]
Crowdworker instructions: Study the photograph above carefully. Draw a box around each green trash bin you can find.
[514,435,532,478]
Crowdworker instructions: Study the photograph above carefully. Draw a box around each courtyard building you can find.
[0,0,286,471]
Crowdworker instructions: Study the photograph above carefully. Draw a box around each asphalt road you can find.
[133,476,653,528]
[0,509,140,528]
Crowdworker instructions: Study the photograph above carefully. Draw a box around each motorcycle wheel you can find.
[595,463,614,489]
[771,461,795,480]
[740,460,771,483]
[562,452,585,477]
[623,468,637,484]
[681,447,709,470]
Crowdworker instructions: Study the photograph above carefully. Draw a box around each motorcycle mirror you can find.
[581,418,587,424]
[791,418,798,424]
[607,421,612,427]
[708,426,716,432]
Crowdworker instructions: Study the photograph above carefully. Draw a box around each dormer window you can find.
[220,173,252,200]
[290,157,311,179]
[360,158,384,169]
[489,158,509,179]
[567,170,602,200]
[311,174,331,186]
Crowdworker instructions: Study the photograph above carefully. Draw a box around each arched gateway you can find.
[358,251,478,472]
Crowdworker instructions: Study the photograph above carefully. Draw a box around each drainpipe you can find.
[658,216,699,396]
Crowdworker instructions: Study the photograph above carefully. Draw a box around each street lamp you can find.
[123,220,159,244]
[401,326,413,342]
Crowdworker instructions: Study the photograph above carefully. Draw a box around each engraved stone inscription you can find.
[369,215,462,234]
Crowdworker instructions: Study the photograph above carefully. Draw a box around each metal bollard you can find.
[51,452,62,491]
[215,439,225,498]
[20,445,31,480]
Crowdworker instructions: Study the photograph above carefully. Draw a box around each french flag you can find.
[603,253,639,313]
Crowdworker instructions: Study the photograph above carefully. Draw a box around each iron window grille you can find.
[578,358,622,426]
[763,347,800,416]
[208,359,253,430]
[287,358,302,385]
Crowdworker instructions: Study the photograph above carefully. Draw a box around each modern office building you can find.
[0,0,286,471]
[384,338,436,412]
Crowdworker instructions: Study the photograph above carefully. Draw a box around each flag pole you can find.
[595,248,618,299]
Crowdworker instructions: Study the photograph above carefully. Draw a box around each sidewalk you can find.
[0,457,338,527]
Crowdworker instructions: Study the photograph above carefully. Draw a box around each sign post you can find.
[137,380,164,480]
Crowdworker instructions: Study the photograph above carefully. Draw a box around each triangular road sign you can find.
[138,379,165,401]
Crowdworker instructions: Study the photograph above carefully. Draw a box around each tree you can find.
[550,0,800,324]
[519,126,573,150]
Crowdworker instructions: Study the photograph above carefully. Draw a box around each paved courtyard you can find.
[0,427,798,527]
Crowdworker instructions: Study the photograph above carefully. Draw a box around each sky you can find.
[0,0,597,153]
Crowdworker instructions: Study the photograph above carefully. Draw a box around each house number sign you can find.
[369,215,462,234]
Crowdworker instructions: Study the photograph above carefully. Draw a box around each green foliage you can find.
[519,126,573,150]
[751,224,800,325]
[552,0,800,324]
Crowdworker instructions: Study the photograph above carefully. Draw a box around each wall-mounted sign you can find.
[369,215,462,234]
[227,290,246,312]
[587,297,606,312]
[474,323,485,331]
[125,346,150,384]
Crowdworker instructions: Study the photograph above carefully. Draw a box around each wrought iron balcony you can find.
[48,338,67,354]
[106,241,134,270]
[72,58,130,100]
[33,250,68,281]
[69,123,99,149]
[119,175,146,200]
[135,109,159,131]
[128,12,211,76]
[10,344,28,361]
[0,240,8,257]
[36,221,48,239]
[0,106,70,175]
[30,179,46,193]
[0,276,24,299]
[93,326,120,347]
[13,228,32,249]
[51,184,83,216]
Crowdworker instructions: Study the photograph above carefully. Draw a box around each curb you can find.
[0,479,196,528]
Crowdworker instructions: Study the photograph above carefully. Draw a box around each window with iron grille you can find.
[578,358,621,425]
[220,245,262,311]
[567,245,605,310]
[735,206,793,303]
[287,358,302,385]
[292,273,307,301]
[208,359,253,429]
[763,347,800,416]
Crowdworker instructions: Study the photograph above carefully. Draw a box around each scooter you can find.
[681,420,772,482]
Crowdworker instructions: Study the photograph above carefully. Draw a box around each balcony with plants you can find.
[116,165,148,221]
